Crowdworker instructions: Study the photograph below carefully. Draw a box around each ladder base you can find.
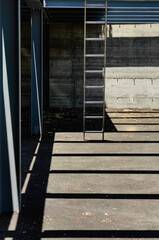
[85,116,103,119]
[84,130,104,133]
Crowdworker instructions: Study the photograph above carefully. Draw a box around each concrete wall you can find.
[21,22,159,109]
[105,25,159,108]
[49,23,159,109]
[106,67,159,108]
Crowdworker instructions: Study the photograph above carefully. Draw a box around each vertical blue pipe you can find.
[0,0,21,213]
[31,9,43,136]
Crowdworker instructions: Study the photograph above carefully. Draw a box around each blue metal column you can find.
[0,0,21,213]
[43,23,49,110]
[31,9,43,136]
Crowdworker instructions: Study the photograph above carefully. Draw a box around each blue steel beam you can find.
[31,9,43,136]
[0,0,21,213]
[44,0,159,23]
[44,0,159,8]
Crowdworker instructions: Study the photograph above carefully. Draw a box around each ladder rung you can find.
[85,116,103,119]
[85,86,104,89]
[86,21,105,24]
[85,101,104,104]
[85,38,105,41]
[86,4,105,7]
[85,70,104,73]
[84,130,104,133]
[86,6,106,9]
[86,0,105,1]
[85,54,105,57]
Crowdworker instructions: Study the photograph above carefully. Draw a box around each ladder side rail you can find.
[83,0,87,140]
[83,0,107,140]
[102,0,107,140]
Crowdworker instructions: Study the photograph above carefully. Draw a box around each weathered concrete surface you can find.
[1,110,159,239]
[43,199,159,230]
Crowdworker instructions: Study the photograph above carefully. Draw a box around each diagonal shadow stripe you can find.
[46,193,159,200]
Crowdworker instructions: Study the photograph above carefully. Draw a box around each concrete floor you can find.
[1,110,159,239]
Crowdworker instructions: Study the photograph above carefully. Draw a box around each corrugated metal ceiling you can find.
[44,1,159,23]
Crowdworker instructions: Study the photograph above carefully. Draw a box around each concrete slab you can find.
[112,118,159,123]
[42,199,159,231]
[50,156,159,171]
[54,132,159,141]
[106,111,159,131]
[107,112,159,118]
[47,173,159,194]
[42,121,159,238]
[53,133,159,154]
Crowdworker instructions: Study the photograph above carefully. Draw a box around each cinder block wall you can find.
[21,22,159,109]
[49,23,159,109]
[105,24,159,108]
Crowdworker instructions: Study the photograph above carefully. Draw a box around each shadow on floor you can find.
[22,108,117,137]
[1,109,159,239]
[0,134,159,239]
[0,135,54,239]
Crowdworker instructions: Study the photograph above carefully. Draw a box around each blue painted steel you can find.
[0,0,20,213]
[43,24,49,109]
[44,0,159,8]
[44,0,159,23]
[31,9,43,136]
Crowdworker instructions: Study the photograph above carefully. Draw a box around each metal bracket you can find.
[24,0,50,23]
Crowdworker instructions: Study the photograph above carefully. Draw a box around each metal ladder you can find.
[83,0,108,140]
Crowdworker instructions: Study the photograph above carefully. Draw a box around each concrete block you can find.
[107,24,159,38]
[50,23,72,39]
[50,59,72,77]
[50,97,73,108]
[106,67,159,79]
[105,97,134,109]
[151,97,159,108]
[133,97,153,108]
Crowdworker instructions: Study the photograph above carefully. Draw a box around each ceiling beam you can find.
[25,0,43,9]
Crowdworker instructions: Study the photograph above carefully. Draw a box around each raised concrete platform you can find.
[1,110,159,239]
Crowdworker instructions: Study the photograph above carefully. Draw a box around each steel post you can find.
[43,23,49,110]
[0,0,21,213]
[31,9,43,135]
